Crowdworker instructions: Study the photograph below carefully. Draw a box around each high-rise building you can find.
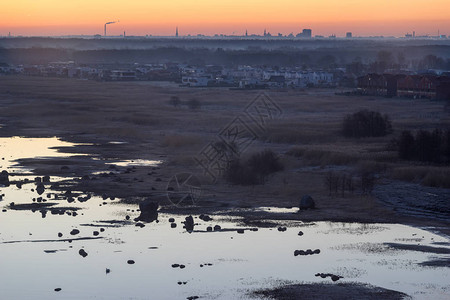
[176,26,178,37]
[346,32,352,38]
[302,29,312,38]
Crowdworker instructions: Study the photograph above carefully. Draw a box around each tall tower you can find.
[176,26,178,37]
[245,29,248,37]
[264,29,266,37]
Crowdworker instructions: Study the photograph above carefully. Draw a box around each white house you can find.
[110,70,137,81]
[181,75,212,87]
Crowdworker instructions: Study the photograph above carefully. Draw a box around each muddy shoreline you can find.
[1,76,449,299]
[0,76,449,236]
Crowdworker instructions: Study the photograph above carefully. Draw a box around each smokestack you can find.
[104,21,119,36]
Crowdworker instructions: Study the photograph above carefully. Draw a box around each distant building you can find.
[346,32,352,38]
[302,29,312,38]
[176,27,178,37]
[267,75,286,88]
[110,70,137,81]
[357,73,450,100]
[181,75,212,87]
[296,29,312,38]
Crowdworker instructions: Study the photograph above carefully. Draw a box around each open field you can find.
[1,75,449,299]
[0,75,449,230]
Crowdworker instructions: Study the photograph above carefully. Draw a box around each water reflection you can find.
[107,159,162,167]
[0,137,449,299]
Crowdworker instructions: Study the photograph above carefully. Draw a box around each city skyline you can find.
[1,0,449,37]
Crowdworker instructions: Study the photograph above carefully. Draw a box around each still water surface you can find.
[0,137,448,299]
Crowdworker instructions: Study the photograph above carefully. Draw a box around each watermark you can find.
[195,92,283,183]
[166,173,202,206]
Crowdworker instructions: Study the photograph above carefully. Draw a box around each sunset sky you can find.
[1,0,449,37]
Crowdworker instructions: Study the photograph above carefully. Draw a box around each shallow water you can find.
[107,159,162,167]
[0,137,449,300]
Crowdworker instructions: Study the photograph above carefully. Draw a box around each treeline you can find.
[342,110,392,138]
[397,129,450,163]
[324,171,375,196]
[1,44,449,70]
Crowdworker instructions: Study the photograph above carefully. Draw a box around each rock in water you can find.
[0,170,9,186]
[79,249,88,258]
[183,216,195,233]
[36,183,45,195]
[135,200,158,223]
[299,195,315,210]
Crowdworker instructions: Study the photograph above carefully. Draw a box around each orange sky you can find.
[1,0,449,37]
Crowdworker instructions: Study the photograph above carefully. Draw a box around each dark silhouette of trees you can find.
[397,129,450,163]
[324,172,355,197]
[225,150,283,185]
[342,110,392,138]
[398,131,415,160]
[419,54,446,70]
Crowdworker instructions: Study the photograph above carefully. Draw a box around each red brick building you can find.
[357,74,450,100]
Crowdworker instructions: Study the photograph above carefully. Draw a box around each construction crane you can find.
[104,20,119,36]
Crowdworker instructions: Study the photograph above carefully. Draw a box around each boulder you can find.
[299,195,315,210]
[135,200,158,223]
[36,183,45,195]
[183,216,195,232]
[78,249,88,258]
[0,170,9,186]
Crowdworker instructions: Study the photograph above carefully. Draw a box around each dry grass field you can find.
[0,75,449,227]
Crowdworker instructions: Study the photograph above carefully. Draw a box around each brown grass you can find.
[1,75,450,204]
[287,146,358,166]
[161,134,203,148]
[391,166,450,188]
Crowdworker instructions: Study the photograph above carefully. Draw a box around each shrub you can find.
[225,149,283,185]
[324,171,355,197]
[360,171,375,194]
[342,110,392,138]
[397,129,449,163]
[398,130,415,160]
